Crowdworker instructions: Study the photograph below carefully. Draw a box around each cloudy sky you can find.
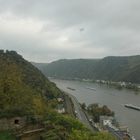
[0,0,140,62]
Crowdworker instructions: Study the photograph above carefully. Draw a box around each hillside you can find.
[31,62,48,74]
[34,55,140,83]
[0,50,116,139]
[0,50,62,118]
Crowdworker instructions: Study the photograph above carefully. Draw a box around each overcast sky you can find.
[0,0,140,62]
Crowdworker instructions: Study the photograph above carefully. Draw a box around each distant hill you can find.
[31,62,48,74]
[0,50,61,118]
[34,55,140,83]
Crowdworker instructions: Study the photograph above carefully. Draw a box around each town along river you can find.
[51,79,140,139]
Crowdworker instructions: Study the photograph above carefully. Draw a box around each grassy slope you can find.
[0,51,61,118]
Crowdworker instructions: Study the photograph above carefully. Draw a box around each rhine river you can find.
[51,79,140,139]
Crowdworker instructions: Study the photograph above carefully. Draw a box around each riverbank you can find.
[50,77,140,92]
[64,91,135,140]
[51,79,140,139]
[63,91,95,132]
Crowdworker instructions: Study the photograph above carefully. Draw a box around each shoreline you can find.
[49,77,140,92]
[62,90,136,140]
[63,91,95,132]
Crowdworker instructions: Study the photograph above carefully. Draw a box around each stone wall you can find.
[0,117,26,131]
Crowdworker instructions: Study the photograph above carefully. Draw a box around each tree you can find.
[87,103,114,122]
[81,103,86,110]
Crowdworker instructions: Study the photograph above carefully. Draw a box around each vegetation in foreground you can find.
[0,50,61,118]
[41,111,116,140]
[0,50,116,140]
[0,131,16,140]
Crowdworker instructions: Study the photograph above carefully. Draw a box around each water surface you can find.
[51,79,140,139]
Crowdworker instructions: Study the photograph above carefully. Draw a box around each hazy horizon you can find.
[0,0,140,62]
[31,54,140,63]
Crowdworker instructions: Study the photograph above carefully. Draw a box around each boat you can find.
[131,136,136,140]
[67,87,76,91]
[124,104,140,111]
[86,87,96,91]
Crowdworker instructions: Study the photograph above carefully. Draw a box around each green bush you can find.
[0,131,16,140]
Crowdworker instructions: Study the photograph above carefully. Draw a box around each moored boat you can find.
[86,87,96,91]
[67,87,76,91]
[124,104,140,111]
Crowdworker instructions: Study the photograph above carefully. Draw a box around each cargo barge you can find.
[124,104,140,111]
[67,87,76,91]
[86,87,96,91]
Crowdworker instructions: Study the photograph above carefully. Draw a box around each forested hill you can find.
[0,50,61,118]
[31,62,48,74]
[0,50,116,139]
[34,55,140,84]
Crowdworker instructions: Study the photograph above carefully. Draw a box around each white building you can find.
[57,98,64,102]
[100,116,114,126]
[103,119,112,126]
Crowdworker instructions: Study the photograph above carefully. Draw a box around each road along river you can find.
[50,79,140,139]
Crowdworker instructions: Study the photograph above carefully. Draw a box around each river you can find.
[51,79,140,139]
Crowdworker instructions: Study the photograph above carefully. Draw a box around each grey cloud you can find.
[0,0,140,62]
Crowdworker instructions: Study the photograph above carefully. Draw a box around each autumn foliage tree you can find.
[87,103,114,122]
